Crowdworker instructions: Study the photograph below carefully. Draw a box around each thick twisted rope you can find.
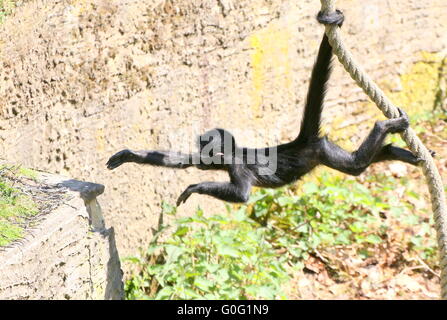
[319,0,447,299]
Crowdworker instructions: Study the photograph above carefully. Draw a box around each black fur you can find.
[107,10,429,206]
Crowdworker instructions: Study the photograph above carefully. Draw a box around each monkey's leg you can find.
[106,149,194,169]
[176,181,251,205]
[320,108,410,175]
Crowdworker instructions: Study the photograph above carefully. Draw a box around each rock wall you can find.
[0,0,446,258]
[0,171,124,300]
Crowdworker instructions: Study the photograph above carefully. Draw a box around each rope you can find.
[319,0,447,299]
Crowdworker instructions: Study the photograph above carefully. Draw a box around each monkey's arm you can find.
[106,149,195,170]
[176,178,252,206]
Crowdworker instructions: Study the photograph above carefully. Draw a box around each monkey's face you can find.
[197,128,236,169]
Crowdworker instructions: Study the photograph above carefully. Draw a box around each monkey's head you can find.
[197,128,237,169]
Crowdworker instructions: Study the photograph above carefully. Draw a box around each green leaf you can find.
[155,287,173,300]
[216,245,239,258]
[276,196,295,207]
[161,201,176,215]
[303,182,319,194]
[173,226,189,237]
[365,234,382,244]
[121,256,141,264]
[194,277,213,292]
[335,230,352,245]
[165,245,184,262]
[349,222,366,233]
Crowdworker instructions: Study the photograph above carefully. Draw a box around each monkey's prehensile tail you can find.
[296,34,333,141]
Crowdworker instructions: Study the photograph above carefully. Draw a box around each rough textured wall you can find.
[0,0,446,258]
[0,171,123,300]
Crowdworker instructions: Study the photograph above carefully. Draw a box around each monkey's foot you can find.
[388,107,410,133]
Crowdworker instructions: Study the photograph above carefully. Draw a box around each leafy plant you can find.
[0,176,38,246]
[125,172,438,299]
[247,173,393,260]
[124,203,289,300]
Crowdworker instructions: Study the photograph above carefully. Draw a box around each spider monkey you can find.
[107,10,431,206]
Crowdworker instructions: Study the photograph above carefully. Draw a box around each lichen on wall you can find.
[390,52,447,115]
[249,21,293,119]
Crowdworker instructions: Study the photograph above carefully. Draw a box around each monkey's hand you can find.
[106,149,134,170]
[176,184,199,206]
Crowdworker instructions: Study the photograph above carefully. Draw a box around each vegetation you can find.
[125,202,289,300]
[124,170,438,299]
[0,166,38,246]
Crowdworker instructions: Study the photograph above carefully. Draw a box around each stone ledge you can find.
[0,169,124,300]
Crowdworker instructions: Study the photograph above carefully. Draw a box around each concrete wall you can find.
[0,171,123,299]
[0,0,446,258]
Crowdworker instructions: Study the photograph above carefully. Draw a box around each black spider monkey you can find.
[107,10,430,206]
